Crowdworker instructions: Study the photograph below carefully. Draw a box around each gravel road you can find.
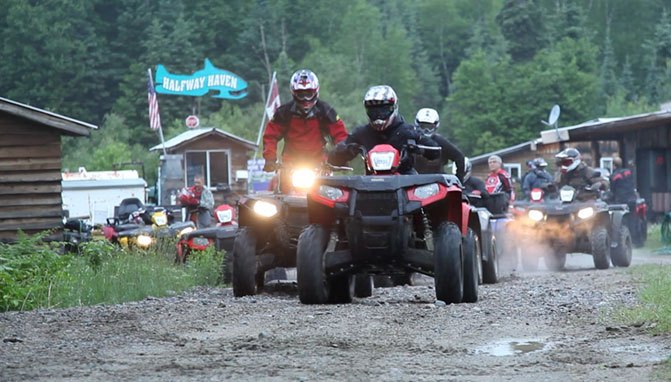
[2,249,671,381]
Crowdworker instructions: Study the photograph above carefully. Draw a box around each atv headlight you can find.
[291,168,317,189]
[216,209,233,223]
[560,187,576,203]
[528,209,545,222]
[153,213,168,226]
[137,234,153,248]
[530,189,543,201]
[413,183,440,199]
[318,185,344,201]
[253,200,278,217]
[577,207,594,220]
[179,227,195,237]
[370,152,395,171]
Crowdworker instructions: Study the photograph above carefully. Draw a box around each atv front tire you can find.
[232,228,258,297]
[591,225,611,270]
[611,225,632,267]
[434,222,463,304]
[462,229,480,303]
[297,225,330,304]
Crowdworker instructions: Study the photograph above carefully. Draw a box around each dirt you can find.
[2,249,671,381]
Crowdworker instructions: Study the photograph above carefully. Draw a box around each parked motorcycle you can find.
[295,141,479,304]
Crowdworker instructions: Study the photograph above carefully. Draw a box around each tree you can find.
[496,0,547,63]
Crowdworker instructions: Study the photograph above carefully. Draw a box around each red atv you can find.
[176,203,238,262]
[296,141,479,304]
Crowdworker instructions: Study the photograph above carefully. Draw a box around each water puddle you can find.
[475,338,546,356]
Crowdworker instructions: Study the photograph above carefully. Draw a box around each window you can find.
[600,157,613,174]
[184,150,230,188]
[504,163,521,182]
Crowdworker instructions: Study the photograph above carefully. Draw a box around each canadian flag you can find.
[265,72,281,120]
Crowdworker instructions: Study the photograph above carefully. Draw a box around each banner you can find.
[154,58,248,99]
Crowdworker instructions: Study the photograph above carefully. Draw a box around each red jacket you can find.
[263,100,347,165]
[486,168,514,200]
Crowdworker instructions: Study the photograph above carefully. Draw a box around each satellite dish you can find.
[548,104,560,126]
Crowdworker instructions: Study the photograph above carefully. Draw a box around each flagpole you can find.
[148,68,168,157]
[254,71,276,159]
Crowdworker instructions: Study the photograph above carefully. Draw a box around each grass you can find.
[0,233,226,311]
[615,264,671,334]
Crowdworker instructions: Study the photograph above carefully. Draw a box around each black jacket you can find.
[414,133,465,181]
[610,167,637,203]
[329,116,439,174]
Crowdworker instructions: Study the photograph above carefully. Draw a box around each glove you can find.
[346,143,361,156]
[263,160,277,172]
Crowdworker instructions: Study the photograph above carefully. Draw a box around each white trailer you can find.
[62,170,147,226]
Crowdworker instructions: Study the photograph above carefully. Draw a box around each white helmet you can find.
[290,69,320,115]
[363,85,398,131]
[414,108,440,137]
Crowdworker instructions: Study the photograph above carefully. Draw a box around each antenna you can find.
[541,104,561,140]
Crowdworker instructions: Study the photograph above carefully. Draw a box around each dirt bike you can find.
[176,203,238,283]
[295,141,480,305]
[231,161,334,297]
[511,184,632,271]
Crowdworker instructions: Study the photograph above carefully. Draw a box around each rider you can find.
[609,156,637,204]
[485,155,514,199]
[554,148,609,199]
[413,108,466,181]
[522,157,554,199]
[329,85,439,173]
[186,175,214,228]
[262,69,348,193]
[462,157,489,197]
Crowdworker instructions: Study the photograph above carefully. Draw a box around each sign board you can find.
[185,115,200,129]
[154,58,248,99]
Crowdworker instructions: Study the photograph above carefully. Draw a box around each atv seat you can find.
[116,198,145,221]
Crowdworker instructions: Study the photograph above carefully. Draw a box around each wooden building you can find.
[0,97,96,242]
[149,127,257,206]
[470,110,671,218]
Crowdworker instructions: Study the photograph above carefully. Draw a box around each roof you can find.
[0,96,97,136]
[540,110,671,144]
[150,127,257,152]
[470,139,542,165]
[470,109,671,164]
[62,178,147,190]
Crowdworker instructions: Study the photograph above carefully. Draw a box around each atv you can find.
[464,192,514,284]
[511,184,632,271]
[176,203,238,283]
[231,163,333,297]
[295,142,480,305]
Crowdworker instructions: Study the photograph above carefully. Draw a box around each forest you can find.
[2,0,671,183]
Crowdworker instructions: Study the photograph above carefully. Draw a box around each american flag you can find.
[147,72,161,131]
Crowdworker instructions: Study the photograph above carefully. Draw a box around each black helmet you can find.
[533,157,548,168]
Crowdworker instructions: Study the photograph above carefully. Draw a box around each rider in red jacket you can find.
[262,69,348,193]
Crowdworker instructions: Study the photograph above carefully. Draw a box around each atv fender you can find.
[609,209,629,250]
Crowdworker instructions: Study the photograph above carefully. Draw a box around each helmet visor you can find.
[366,104,395,122]
[293,89,317,101]
[560,158,574,167]
[417,122,437,136]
